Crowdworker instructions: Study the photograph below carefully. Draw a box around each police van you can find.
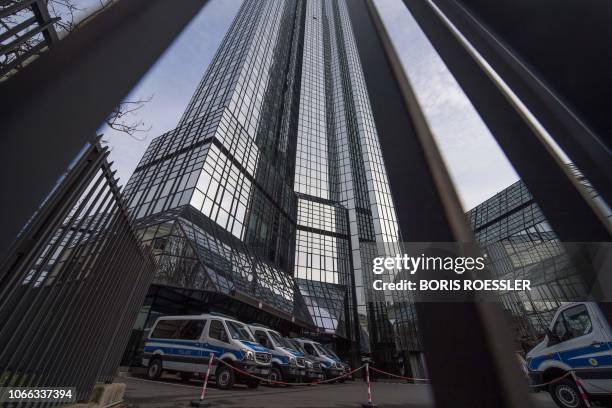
[248,324,307,383]
[142,314,272,389]
[286,338,324,382]
[292,338,345,382]
[526,302,612,408]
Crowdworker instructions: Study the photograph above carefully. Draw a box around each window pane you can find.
[563,305,592,339]
[209,320,228,342]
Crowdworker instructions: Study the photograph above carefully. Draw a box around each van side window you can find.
[562,305,592,339]
[209,320,229,343]
[151,319,205,340]
[304,343,316,355]
[254,330,270,348]
[553,319,567,342]
[178,320,206,340]
[151,319,187,339]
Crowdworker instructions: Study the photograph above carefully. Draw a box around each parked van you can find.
[286,338,324,382]
[142,314,272,389]
[526,302,612,408]
[292,338,345,382]
[320,344,352,380]
[248,324,307,383]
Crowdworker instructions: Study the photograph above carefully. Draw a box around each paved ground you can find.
[119,372,559,408]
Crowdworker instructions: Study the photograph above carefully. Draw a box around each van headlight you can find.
[289,356,297,366]
[241,348,255,361]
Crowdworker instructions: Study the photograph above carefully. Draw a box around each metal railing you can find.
[0,141,156,403]
[0,0,60,81]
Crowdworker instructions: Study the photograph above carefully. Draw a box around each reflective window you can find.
[209,320,229,343]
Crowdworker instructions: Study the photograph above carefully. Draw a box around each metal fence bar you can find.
[346,1,532,407]
[0,0,38,19]
[0,16,38,43]
[0,0,208,262]
[31,0,59,44]
[0,41,46,77]
[403,0,612,302]
[402,0,611,243]
[428,0,612,208]
[0,143,156,404]
[0,169,112,386]
[0,17,59,56]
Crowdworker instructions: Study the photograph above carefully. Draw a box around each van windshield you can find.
[269,331,293,349]
[322,345,340,360]
[314,343,334,359]
[288,339,307,354]
[226,321,255,341]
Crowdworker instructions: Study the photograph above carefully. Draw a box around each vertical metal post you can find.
[426,0,612,208]
[346,1,533,407]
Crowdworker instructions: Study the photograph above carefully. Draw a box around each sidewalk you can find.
[118,371,558,408]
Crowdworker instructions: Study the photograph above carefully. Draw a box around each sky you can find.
[83,0,518,211]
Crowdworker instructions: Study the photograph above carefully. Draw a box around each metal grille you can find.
[255,352,271,364]
[0,0,60,81]
[0,142,156,404]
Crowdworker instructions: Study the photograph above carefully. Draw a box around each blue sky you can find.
[90,0,518,210]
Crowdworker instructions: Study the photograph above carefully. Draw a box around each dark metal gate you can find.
[0,141,156,403]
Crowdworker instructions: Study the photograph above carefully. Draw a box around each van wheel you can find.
[246,380,259,389]
[550,378,586,408]
[269,367,282,386]
[215,365,235,390]
[147,358,163,379]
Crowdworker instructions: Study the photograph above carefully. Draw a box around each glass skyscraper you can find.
[122,0,421,374]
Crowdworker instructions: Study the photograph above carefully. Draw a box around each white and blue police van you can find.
[286,338,324,382]
[526,302,612,408]
[248,324,307,383]
[292,338,345,382]
[142,314,272,389]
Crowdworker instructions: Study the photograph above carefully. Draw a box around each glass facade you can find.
[123,0,420,371]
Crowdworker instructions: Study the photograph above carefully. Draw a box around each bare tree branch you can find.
[104,95,154,139]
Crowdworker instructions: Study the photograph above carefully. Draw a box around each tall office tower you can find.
[123,0,422,374]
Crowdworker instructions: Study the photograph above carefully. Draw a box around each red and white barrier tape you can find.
[570,371,592,408]
[368,366,429,382]
[370,365,575,389]
[215,357,364,386]
[528,371,571,388]
[197,357,576,395]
